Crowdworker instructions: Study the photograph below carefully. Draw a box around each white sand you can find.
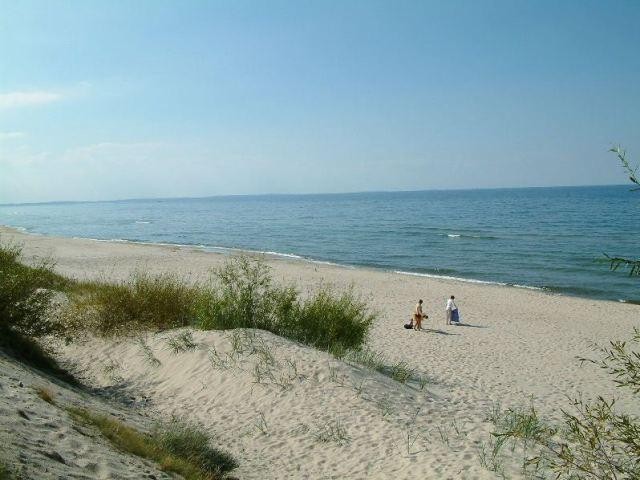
[2,226,638,479]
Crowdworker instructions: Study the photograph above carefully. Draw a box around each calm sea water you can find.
[1,186,639,302]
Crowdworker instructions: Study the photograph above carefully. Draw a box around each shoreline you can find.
[2,223,628,305]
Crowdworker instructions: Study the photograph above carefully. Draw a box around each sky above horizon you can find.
[1,0,640,203]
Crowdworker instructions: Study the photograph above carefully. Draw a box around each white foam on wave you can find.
[509,283,547,291]
[135,220,151,224]
[395,270,505,285]
[394,270,546,291]
[443,233,497,240]
[262,251,304,260]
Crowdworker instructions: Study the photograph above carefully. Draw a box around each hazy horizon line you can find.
[1,182,630,207]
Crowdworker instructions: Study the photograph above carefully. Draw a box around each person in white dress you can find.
[445,295,457,325]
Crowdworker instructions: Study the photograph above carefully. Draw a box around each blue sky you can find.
[1,0,639,203]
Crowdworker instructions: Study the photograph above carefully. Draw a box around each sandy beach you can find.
[1,225,638,479]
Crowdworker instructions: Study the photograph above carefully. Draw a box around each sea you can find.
[1,185,639,303]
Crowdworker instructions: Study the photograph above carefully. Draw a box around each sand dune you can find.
[0,352,176,479]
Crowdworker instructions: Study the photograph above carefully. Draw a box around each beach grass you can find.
[66,273,205,337]
[67,255,374,351]
[67,407,237,480]
[2,237,375,353]
[35,386,56,405]
[293,286,374,351]
[154,416,238,476]
[58,255,374,352]
[343,347,428,387]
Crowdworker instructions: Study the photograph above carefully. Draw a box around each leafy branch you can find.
[488,331,640,479]
[610,145,639,189]
[605,147,639,276]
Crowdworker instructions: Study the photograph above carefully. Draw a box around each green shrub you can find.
[197,257,375,352]
[0,243,75,381]
[294,286,374,350]
[0,242,67,337]
[197,256,293,331]
[65,256,374,351]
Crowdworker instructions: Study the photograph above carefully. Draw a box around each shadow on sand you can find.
[420,328,458,335]
[452,322,487,329]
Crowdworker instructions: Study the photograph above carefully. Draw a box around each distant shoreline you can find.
[0,183,629,207]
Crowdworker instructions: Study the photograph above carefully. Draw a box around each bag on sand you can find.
[404,319,414,329]
[451,308,459,322]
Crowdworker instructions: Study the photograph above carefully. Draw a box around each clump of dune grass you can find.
[67,407,237,479]
[389,361,415,384]
[197,256,297,332]
[7,243,375,355]
[66,273,208,337]
[136,337,162,368]
[154,417,238,477]
[166,330,198,354]
[313,418,350,446]
[35,386,55,404]
[344,347,429,387]
[344,347,386,372]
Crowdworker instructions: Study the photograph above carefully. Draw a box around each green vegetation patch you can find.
[197,256,375,351]
[67,273,206,337]
[68,255,375,352]
[67,408,237,480]
[0,243,76,382]
[0,242,68,337]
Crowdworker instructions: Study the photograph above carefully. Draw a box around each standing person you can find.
[445,295,457,325]
[414,299,426,330]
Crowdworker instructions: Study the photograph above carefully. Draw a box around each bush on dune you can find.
[0,242,68,337]
[197,256,289,331]
[293,286,374,351]
[197,256,375,351]
[0,242,74,381]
